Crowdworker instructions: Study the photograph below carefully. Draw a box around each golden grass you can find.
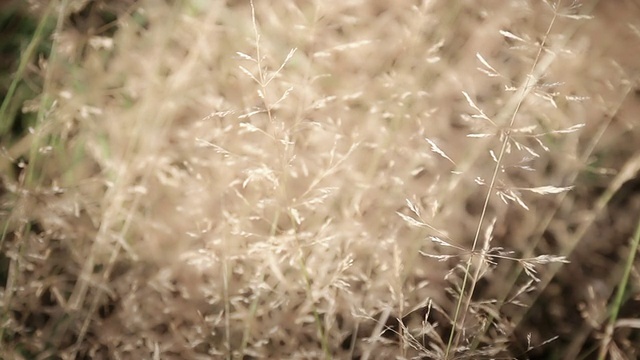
[1,0,640,359]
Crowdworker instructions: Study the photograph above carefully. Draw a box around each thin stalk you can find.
[246,2,330,357]
[0,0,60,349]
[597,216,640,359]
[25,0,67,187]
[444,120,513,359]
[0,2,55,136]
[223,252,232,360]
[295,237,332,359]
[444,2,561,358]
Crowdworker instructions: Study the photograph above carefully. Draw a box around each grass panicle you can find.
[1,0,639,359]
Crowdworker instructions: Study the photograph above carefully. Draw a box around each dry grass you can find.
[1,0,640,359]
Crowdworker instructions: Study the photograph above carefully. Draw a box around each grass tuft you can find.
[1,0,640,359]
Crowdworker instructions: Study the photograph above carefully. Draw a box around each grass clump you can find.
[1,0,640,359]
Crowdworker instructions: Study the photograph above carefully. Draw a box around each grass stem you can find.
[597,214,640,359]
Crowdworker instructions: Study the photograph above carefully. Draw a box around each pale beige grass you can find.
[1,0,639,359]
